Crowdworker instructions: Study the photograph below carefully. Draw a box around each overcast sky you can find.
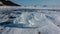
[10,0,60,6]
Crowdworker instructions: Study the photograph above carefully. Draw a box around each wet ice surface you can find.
[0,9,60,34]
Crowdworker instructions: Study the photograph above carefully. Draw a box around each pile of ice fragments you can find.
[0,9,60,34]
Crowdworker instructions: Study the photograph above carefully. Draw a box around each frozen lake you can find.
[0,6,60,34]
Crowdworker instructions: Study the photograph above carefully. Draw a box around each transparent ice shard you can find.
[13,11,51,28]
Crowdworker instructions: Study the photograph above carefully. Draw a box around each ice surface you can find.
[0,7,60,34]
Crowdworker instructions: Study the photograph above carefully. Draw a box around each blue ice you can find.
[0,9,60,34]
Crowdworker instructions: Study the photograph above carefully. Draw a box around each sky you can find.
[10,0,60,6]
